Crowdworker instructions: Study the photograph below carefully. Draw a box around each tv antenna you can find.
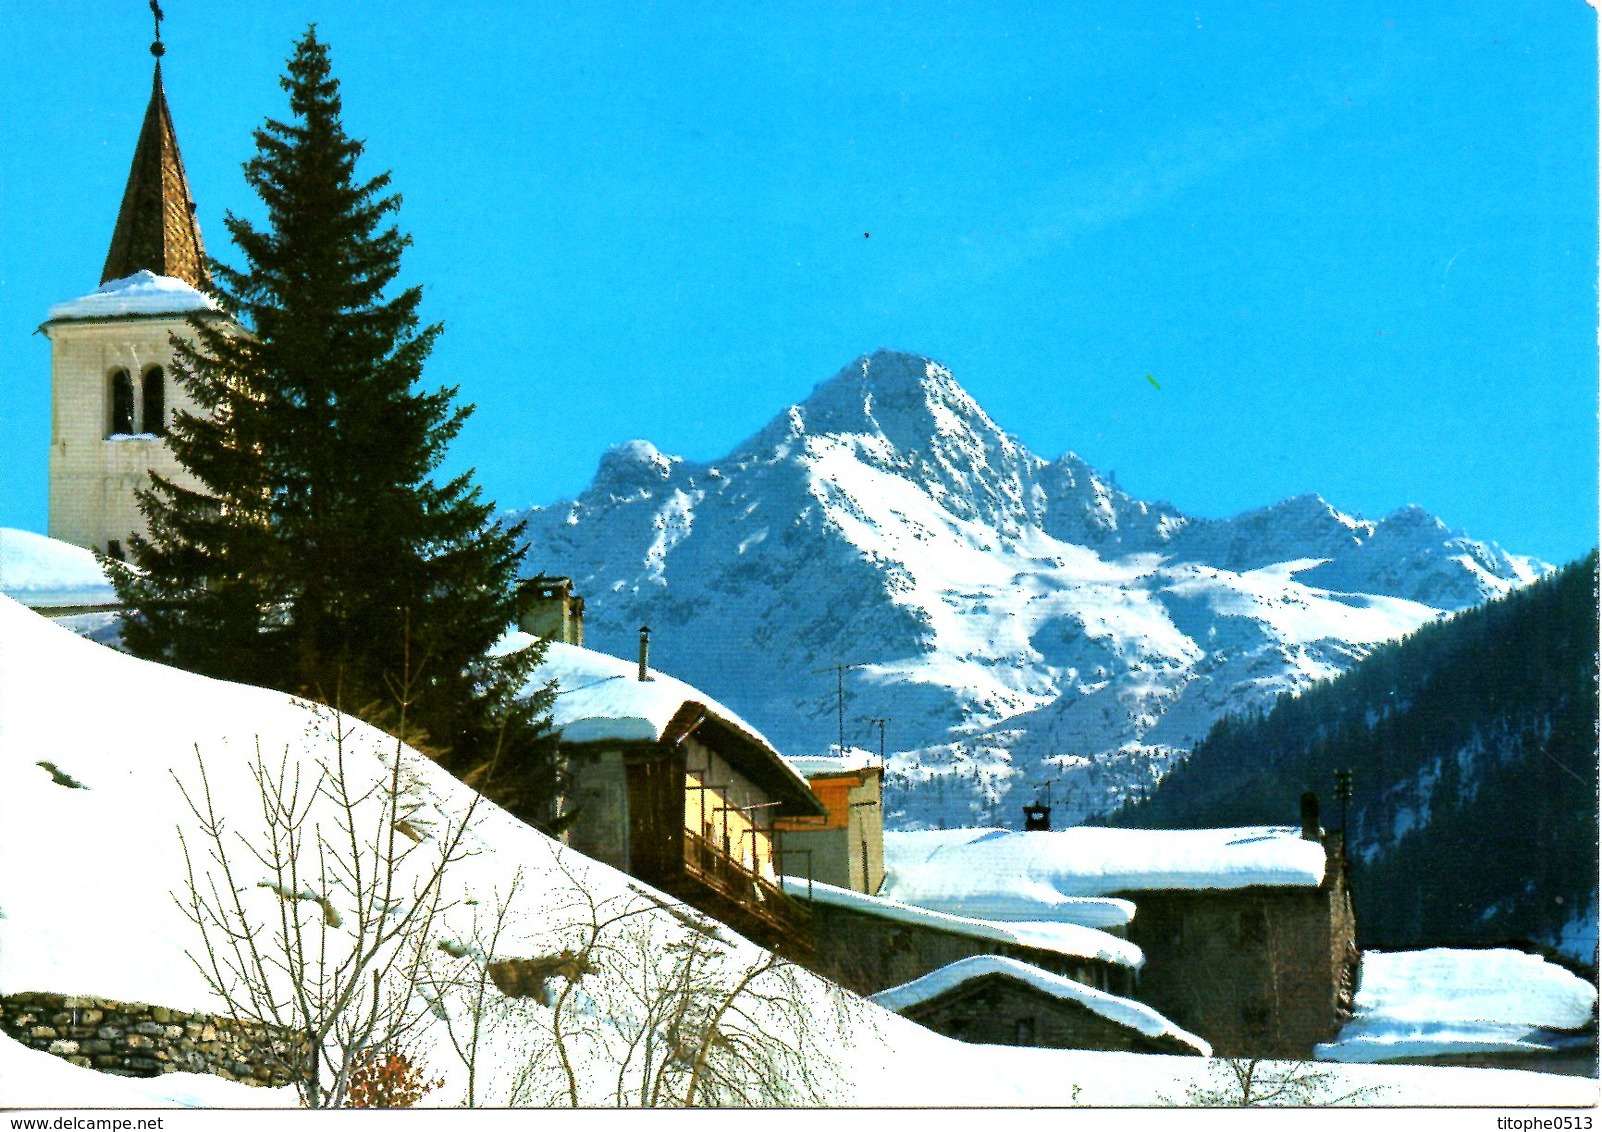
[812,662,864,755]
[863,716,891,765]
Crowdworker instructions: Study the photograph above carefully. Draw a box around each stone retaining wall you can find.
[0,992,305,1086]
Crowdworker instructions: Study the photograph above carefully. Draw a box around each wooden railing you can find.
[682,830,810,940]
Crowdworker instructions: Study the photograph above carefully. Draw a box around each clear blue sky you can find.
[2,2,1596,566]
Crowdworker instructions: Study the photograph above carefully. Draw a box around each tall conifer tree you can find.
[118,28,555,809]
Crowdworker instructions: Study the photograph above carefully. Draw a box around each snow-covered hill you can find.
[510,350,1544,828]
[0,596,1592,1108]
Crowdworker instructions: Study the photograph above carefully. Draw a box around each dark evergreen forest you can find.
[1116,552,1599,957]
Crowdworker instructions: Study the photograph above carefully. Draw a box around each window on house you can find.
[109,369,135,435]
[1242,1001,1272,1036]
[1014,1018,1036,1047]
[141,366,165,435]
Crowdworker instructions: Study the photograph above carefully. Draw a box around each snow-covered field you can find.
[0,595,1594,1109]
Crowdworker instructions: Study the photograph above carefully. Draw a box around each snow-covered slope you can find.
[0,598,1592,1108]
[0,528,116,610]
[510,350,1544,828]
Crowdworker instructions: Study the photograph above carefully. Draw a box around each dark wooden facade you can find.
[563,705,822,957]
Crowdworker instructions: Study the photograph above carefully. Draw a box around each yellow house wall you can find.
[45,314,209,554]
[682,737,777,880]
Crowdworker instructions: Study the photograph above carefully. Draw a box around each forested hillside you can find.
[1116,552,1599,959]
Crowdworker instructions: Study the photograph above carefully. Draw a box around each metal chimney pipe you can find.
[638,626,652,682]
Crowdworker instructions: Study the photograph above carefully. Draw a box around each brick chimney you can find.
[1300,791,1321,841]
[638,626,652,682]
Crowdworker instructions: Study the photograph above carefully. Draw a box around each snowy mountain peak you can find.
[759,350,1011,460]
[509,350,1547,829]
[1379,503,1451,533]
[743,350,1038,533]
[593,439,682,499]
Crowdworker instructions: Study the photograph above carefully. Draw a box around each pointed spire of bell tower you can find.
[100,1,209,289]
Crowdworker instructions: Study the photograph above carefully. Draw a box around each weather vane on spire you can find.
[149,0,165,58]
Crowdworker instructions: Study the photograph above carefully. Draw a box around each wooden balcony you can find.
[662,830,812,957]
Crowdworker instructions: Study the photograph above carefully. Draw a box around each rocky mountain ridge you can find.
[510,350,1544,827]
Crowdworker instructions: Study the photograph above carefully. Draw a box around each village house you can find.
[869,954,1210,1057]
[773,756,886,895]
[781,875,1142,1000]
[1315,945,1598,1077]
[881,802,1358,1058]
[0,529,119,628]
[507,601,824,956]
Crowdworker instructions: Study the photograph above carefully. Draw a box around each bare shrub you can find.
[491,852,861,1107]
[172,691,482,1107]
[1179,1056,1387,1106]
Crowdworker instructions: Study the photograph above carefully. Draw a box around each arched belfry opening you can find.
[141,365,165,435]
[109,370,136,436]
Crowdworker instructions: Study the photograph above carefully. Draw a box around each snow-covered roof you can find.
[45,270,219,322]
[1316,948,1599,1064]
[779,876,1143,969]
[0,528,117,610]
[883,826,1327,919]
[507,635,821,813]
[788,750,882,778]
[870,954,1210,1056]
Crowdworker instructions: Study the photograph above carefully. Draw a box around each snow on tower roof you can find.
[504,635,821,814]
[779,876,1144,969]
[1316,948,1600,1064]
[870,954,1211,1056]
[883,825,1327,918]
[46,270,219,323]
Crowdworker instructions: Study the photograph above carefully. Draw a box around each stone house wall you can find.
[899,973,1202,1055]
[801,898,1133,999]
[0,991,304,1086]
[1120,857,1356,1057]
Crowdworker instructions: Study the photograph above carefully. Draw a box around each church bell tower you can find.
[43,6,223,557]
